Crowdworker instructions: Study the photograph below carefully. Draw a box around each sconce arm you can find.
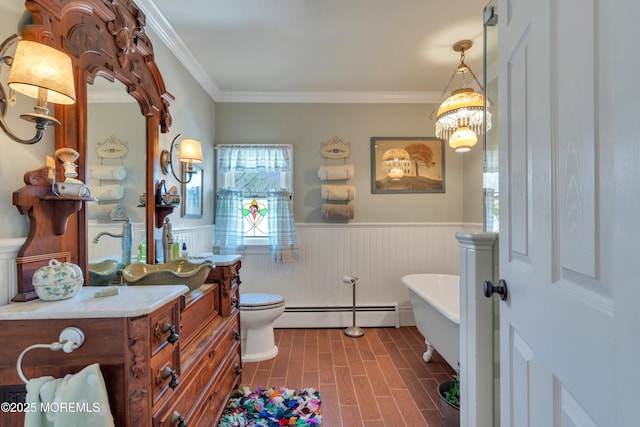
[0,97,46,144]
[160,133,194,184]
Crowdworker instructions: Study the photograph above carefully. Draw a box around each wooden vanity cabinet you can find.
[153,282,243,426]
[0,274,243,427]
[0,295,184,427]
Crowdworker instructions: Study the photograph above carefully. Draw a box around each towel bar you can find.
[16,327,86,383]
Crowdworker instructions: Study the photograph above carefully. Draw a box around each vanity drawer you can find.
[227,284,240,316]
[150,346,180,407]
[204,312,241,372]
[180,283,219,347]
[190,353,242,427]
[152,337,240,427]
[150,300,181,356]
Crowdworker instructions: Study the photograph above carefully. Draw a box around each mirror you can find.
[39,0,173,272]
[86,77,146,266]
[13,0,173,299]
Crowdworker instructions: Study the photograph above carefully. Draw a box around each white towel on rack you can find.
[91,184,124,202]
[317,164,355,181]
[88,203,127,221]
[322,203,354,220]
[321,184,356,201]
[88,165,127,180]
[25,363,115,427]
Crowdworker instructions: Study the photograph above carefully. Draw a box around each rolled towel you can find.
[321,184,356,201]
[89,165,127,180]
[317,164,355,181]
[92,184,124,201]
[322,203,354,220]
[88,203,126,220]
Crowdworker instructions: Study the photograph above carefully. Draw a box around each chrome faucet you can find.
[92,217,132,266]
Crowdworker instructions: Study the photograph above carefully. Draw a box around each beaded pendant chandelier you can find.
[431,40,491,153]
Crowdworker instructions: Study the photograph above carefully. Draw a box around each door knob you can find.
[483,279,508,301]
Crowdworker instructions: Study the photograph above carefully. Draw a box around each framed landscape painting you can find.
[371,137,445,194]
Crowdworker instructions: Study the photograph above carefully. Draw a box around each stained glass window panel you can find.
[242,198,268,237]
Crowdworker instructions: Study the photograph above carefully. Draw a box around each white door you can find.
[497,0,640,425]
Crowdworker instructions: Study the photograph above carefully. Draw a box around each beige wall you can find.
[215,102,484,223]
[149,26,217,228]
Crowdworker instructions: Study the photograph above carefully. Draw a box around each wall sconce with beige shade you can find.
[160,134,203,184]
[430,40,491,153]
[0,35,76,144]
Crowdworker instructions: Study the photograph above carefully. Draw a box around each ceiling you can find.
[136,0,489,103]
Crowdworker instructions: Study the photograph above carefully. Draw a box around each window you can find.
[214,144,298,262]
[243,197,268,237]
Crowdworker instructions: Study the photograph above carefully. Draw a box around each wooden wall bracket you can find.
[12,166,95,301]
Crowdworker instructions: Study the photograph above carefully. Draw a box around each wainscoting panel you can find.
[171,225,215,258]
[238,223,477,327]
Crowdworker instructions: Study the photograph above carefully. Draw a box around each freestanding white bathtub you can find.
[402,273,460,370]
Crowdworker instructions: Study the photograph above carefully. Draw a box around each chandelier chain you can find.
[466,65,484,93]
[429,48,486,121]
[429,68,461,121]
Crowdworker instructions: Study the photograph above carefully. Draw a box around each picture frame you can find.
[371,137,445,194]
[181,164,203,218]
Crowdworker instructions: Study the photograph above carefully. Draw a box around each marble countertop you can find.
[0,285,189,320]
[190,253,242,266]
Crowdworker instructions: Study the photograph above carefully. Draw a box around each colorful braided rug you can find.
[218,386,322,427]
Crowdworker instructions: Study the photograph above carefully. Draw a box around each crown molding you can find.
[136,0,440,105]
[216,91,441,104]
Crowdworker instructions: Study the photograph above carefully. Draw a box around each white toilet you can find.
[239,293,285,362]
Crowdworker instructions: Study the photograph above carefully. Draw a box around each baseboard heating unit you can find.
[273,304,400,329]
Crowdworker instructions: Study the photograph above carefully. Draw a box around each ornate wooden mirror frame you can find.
[13,0,172,300]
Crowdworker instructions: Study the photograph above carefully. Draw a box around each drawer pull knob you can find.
[234,365,242,376]
[172,411,187,427]
[161,366,180,389]
[233,330,241,341]
[162,322,180,344]
[208,349,216,359]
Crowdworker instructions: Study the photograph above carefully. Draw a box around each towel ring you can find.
[16,327,86,383]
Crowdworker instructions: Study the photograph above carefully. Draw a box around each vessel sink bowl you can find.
[119,259,214,290]
[88,259,125,286]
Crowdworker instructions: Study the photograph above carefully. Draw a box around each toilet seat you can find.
[240,293,285,311]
